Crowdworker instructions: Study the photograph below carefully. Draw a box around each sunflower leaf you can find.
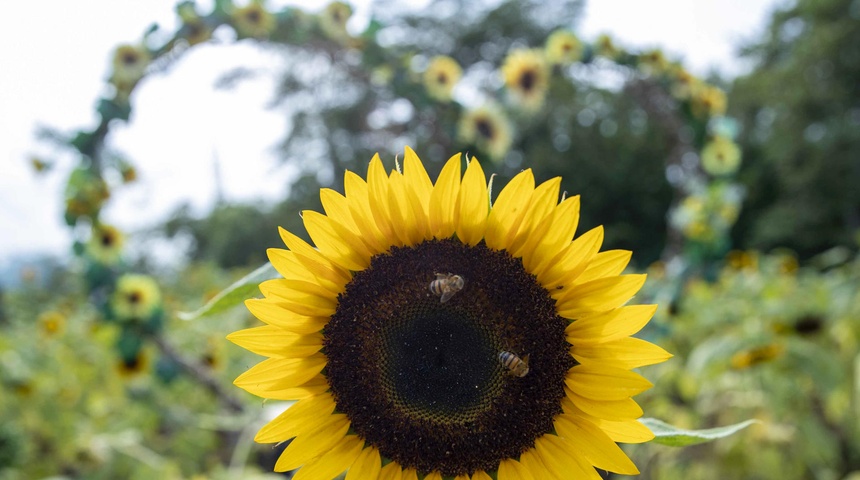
[177,263,279,321]
[639,418,758,447]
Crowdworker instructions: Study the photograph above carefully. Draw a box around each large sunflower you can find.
[230,147,669,479]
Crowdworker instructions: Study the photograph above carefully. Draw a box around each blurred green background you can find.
[2,0,859,478]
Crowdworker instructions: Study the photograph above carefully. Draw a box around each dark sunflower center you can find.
[324,239,573,476]
[122,53,139,66]
[476,119,494,140]
[101,233,114,247]
[519,70,536,92]
[128,291,141,304]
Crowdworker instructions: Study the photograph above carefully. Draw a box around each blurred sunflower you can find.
[668,66,698,100]
[177,3,212,45]
[86,224,125,266]
[501,49,550,112]
[690,84,727,119]
[638,49,669,76]
[458,104,512,162]
[319,1,352,41]
[230,148,669,479]
[700,136,741,176]
[423,56,462,102]
[231,1,276,39]
[110,274,162,323]
[38,310,66,337]
[109,44,150,96]
[730,343,784,369]
[117,349,151,379]
[545,30,583,66]
[594,34,620,59]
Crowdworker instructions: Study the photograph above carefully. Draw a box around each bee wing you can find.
[440,290,455,303]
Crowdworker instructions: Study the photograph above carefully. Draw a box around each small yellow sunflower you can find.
[690,84,727,119]
[638,49,669,76]
[319,1,352,41]
[730,343,784,370]
[177,3,212,46]
[110,274,162,322]
[700,136,741,176]
[230,148,669,479]
[501,49,550,112]
[545,30,583,66]
[423,55,462,102]
[594,34,621,59]
[86,224,125,265]
[38,310,66,337]
[117,349,151,379]
[668,66,699,100]
[110,44,151,95]
[231,1,276,39]
[458,104,513,162]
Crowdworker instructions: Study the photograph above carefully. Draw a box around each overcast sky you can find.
[0,0,785,267]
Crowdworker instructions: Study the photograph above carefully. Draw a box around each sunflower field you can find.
[3,0,859,479]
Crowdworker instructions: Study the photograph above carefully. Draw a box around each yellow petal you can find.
[560,399,654,443]
[565,365,653,400]
[259,279,337,309]
[320,188,360,232]
[402,146,433,210]
[366,154,401,246]
[485,169,535,250]
[454,157,489,246]
[234,354,327,393]
[401,468,418,480]
[507,177,561,258]
[519,449,553,480]
[270,296,336,318]
[497,458,534,480]
[574,249,632,284]
[555,274,647,319]
[378,461,403,480]
[343,170,389,253]
[267,248,343,295]
[535,226,603,288]
[554,414,639,474]
[564,389,643,420]
[293,434,364,480]
[255,393,336,443]
[303,210,372,271]
[534,435,601,480]
[274,413,350,472]
[258,375,330,400]
[226,326,323,358]
[524,195,580,273]
[278,228,351,287]
[244,299,328,334]
[423,472,443,480]
[429,153,462,239]
[345,446,382,480]
[565,305,657,345]
[573,337,673,369]
[471,470,493,480]
[388,171,427,244]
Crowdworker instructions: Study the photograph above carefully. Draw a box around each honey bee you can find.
[429,273,465,303]
[498,351,530,377]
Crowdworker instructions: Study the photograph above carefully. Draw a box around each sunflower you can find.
[86,224,125,265]
[545,30,583,66]
[319,1,352,41]
[110,274,162,323]
[38,310,66,337]
[690,84,727,119]
[229,148,669,479]
[700,136,741,176]
[594,34,621,60]
[458,104,513,162]
[423,56,462,102]
[177,3,212,46]
[501,49,550,112]
[638,49,669,76]
[231,1,276,39]
[109,44,151,95]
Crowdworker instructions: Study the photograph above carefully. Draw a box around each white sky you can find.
[0,0,784,265]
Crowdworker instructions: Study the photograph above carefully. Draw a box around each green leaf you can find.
[177,262,279,321]
[640,418,758,447]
